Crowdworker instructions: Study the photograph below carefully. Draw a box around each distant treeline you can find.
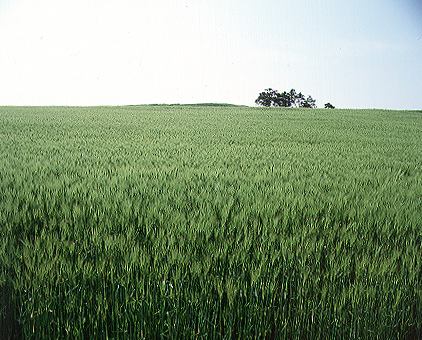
[256,88,335,109]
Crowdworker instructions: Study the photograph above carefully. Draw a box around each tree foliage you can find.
[255,88,317,108]
[254,88,281,107]
[325,103,335,109]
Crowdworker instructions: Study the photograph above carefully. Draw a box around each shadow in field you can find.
[0,283,22,340]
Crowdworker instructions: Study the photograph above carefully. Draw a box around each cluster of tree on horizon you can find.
[255,88,335,109]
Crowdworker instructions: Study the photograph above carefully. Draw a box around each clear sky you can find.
[0,0,421,109]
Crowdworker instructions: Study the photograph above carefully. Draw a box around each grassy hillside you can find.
[1,106,421,339]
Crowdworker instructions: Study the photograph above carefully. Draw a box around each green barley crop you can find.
[0,105,421,339]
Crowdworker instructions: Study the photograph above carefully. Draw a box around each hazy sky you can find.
[0,0,421,109]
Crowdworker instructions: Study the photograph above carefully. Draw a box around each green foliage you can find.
[255,88,317,108]
[0,106,421,339]
[255,88,283,107]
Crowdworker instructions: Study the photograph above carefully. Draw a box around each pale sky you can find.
[0,0,421,109]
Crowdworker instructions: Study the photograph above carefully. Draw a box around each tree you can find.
[289,89,300,107]
[302,95,317,108]
[279,90,293,107]
[254,88,282,107]
[324,103,335,109]
[255,88,317,108]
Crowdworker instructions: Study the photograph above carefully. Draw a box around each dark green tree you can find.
[256,88,317,108]
[255,88,316,108]
[324,103,335,109]
[279,91,293,107]
[289,89,300,107]
[302,95,317,108]
[255,88,282,107]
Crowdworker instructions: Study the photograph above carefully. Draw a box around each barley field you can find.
[1,105,421,339]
